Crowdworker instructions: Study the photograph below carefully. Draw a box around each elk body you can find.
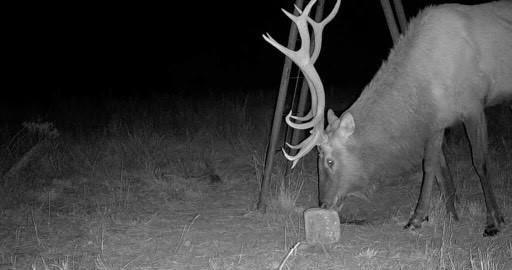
[264,0,512,236]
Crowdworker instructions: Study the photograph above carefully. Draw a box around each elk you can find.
[264,0,511,236]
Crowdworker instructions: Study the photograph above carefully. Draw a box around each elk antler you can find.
[263,0,340,168]
[286,0,341,124]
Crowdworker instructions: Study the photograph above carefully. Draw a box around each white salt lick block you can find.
[304,208,341,244]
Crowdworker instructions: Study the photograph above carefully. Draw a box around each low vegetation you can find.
[0,91,510,269]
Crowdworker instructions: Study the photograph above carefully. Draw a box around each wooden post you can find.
[379,0,400,44]
[257,0,305,211]
[392,0,407,33]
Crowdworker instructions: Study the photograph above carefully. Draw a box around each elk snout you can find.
[319,191,344,210]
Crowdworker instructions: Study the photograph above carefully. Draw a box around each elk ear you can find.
[327,109,339,125]
[338,113,355,138]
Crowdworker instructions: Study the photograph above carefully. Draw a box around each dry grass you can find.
[0,93,510,269]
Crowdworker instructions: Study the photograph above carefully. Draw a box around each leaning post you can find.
[379,0,400,44]
[257,0,305,211]
[392,0,407,33]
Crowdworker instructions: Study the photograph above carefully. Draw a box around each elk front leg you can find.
[405,131,444,230]
[437,138,458,221]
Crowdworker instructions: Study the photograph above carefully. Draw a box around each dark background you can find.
[4,0,491,121]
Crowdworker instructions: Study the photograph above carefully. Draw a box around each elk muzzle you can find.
[318,164,346,211]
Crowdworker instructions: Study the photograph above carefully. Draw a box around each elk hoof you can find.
[483,224,500,237]
[483,216,505,237]
[404,216,428,230]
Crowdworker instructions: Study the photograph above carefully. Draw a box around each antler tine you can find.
[309,0,341,62]
[283,125,326,168]
[286,110,314,122]
[262,0,317,64]
[285,126,325,150]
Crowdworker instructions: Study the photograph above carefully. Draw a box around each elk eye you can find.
[326,159,335,168]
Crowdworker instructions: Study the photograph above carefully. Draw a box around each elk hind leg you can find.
[464,112,505,236]
[436,139,459,221]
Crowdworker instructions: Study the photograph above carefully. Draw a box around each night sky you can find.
[7,0,490,98]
